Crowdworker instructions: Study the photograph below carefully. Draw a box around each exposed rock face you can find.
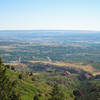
[78,72,93,81]
[64,71,71,75]
[73,90,84,96]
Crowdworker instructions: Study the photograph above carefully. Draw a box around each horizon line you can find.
[0,29,100,32]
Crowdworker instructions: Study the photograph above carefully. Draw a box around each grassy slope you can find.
[6,69,51,100]
[5,67,76,100]
[5,61,100,100]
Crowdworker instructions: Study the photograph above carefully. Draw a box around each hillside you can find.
[1,60,100,100]
[3,66,52,100]
[1,61,75,100]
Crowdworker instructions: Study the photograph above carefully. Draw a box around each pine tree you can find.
[51,83,65,100]
[0,58,2,65]
[33,95,39,100]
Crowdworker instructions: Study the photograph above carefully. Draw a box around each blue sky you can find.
[0,0,100,30]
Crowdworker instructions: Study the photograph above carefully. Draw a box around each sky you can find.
[0,0,100,30]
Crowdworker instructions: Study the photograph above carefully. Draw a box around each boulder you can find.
[73,90,84,96]
[79,73,93,81]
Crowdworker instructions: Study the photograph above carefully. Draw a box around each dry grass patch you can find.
[0,46,16,50]
[29,61,94,73]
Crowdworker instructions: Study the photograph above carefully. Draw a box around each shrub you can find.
[18,74,23,79]
[11,66,15,70]
[5,65,10,69]
[33,95,39,100]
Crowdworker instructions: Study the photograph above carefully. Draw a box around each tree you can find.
[33,95,39,100]
[0,58,2,65]
[18,74,23,79]
[51,83,65,100]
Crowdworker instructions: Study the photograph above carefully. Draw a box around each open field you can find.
[5,60,100,76]
[0,30,100,74]
[29,61,96,74]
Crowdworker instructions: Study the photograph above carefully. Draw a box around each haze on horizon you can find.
[0,0,100,31]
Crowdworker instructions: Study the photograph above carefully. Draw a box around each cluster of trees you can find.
[33,83,66,100]
[0,58,21,100]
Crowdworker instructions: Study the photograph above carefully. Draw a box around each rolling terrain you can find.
[1,30,100,100]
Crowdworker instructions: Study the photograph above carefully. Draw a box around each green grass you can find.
[6,69,51,100]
